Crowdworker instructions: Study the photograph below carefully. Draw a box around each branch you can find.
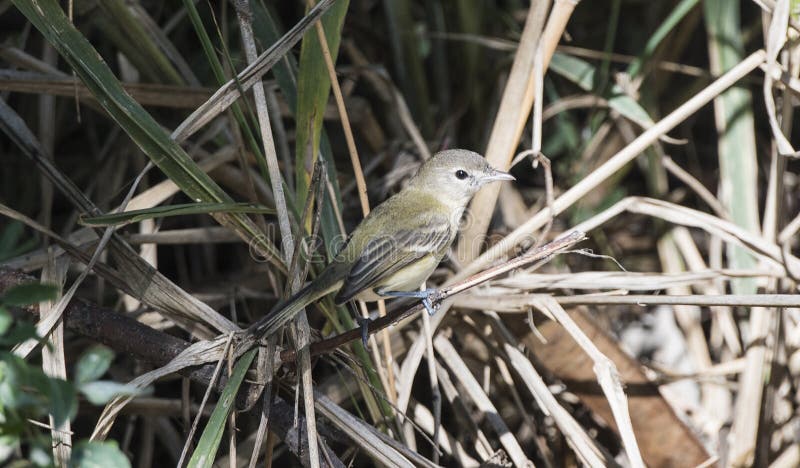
[279,231,586,363]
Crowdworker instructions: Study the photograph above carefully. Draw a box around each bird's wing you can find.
[334,214,452,304]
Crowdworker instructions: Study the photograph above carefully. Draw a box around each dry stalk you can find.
[458,0,550,262]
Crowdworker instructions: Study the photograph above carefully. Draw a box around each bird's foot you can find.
[377,288,440,316]
[355,316,371,348]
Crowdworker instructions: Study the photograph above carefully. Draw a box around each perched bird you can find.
[248,149,514,340]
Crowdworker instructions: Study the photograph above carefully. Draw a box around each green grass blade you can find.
[76,0,185,85]
[703,0,758,293]
[294,0,350,209]
[12,0,285,272]
[181,0,270,182]
[626,0,700,78]
[79,202,275,227]
[187,349,256,468]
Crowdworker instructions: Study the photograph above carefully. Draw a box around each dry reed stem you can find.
[486,311,608,467]
[458,0,550,262]
[461,0,579,260]
[39,255,71,466]
[234,1,320,465]
[314,394,415,468]
[671,226,742,355]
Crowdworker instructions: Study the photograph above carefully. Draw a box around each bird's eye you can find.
[455,170,468,180]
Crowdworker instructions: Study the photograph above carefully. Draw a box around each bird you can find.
[247,149,515,341]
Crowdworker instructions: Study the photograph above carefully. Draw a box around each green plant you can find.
[0,283,133,467]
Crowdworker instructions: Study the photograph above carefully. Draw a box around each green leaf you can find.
[294,0,350,208]
[0,354,77,427]
[75,346,114,384]
[550,52,656,130]
[30,444,52,466]
[0,308,11,336]
[78,381,144,405]
[79,202,275,227]
[1,283,59,307]
[0,322,39,347]
[43,375,78,427]
[70,441,131,468]
[0,435,18,465]
[187,349,256,468]
[12,0,285,272]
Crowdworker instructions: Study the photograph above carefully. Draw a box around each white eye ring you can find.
[455,170,468,180]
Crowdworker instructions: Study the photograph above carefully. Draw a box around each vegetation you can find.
[1,0,799,466]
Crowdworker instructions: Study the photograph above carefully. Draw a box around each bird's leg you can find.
[377,288,440,316]
[355,316,370,348]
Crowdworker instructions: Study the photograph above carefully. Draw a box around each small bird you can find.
[248,149,514,340]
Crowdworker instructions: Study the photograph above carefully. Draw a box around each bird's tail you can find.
[246,273,341,339]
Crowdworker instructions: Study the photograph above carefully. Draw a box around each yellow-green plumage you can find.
[248,149,514,339]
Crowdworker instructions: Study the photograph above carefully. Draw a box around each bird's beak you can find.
[481,168,515,183]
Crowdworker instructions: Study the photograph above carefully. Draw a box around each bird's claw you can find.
[422,297,437,316]
[378,288,440,316]
[356,316,370,348]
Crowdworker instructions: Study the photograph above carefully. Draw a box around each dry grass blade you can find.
[456,292,800,308]
[569,197,800,274]
[763,0,796,157]
[233,3,304,465]
[0,70,212,108]
[434,335,530,467]
[530,295,645,468]
[671,226,742,355]
[492,270,771,291]
[498,331,607,467]
[314,394,415,468]
[411,403,478,466]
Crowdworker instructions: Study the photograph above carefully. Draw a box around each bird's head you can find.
[408,149,515,207]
